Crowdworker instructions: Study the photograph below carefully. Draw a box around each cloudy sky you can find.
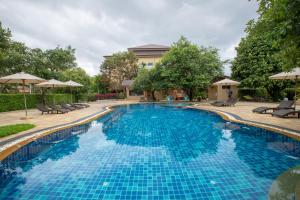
[0,0,258,76]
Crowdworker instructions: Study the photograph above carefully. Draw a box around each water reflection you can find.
[231,125,300,179]
[101,105,222,162]
[0,123,91,190]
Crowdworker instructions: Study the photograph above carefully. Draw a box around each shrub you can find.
[95,93,118,100]
[238,88,270,102]
[87,93,97,102]
[284,88,300,100]
[0,94,73,112]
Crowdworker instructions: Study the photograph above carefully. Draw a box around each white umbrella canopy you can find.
[64,80,83,103]
[35,79,67,104]
[269,67,300,80]
[0,72,45,118]
[213,78,240,86]
[64,80,83,87]
[269,67,300,109]
[35,79,67,88]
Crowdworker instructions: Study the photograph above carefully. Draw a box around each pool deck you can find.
[192,101,300,140]
[0,100,299,156]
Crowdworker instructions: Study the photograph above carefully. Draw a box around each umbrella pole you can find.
[53,85,55,105]
[71,87,73,103]
[295,76,298,110]
[22,80,28,117]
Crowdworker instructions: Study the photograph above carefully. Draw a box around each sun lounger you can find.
[211,100,225,106]
[252,100,294,114]
[73,103,89,108]
[37,104,54,115]
[70,103,85,109]
[48,104,68,114]
[271,109,300,118]
[61,104,76,111]
[212,98,237,107]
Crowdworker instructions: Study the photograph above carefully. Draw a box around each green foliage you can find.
[255,0,300,70]
[232,14,292,101]
[238,88,270,101]
[45,94,73,104]
[90,74,109,94]
[86,93,97,102]
[0,124,35,138]
[133,37,223,100]
[233,0,300,101]
[158,36,223,99]
[100,51,139,91]
[133,67,155,92]
[0,21,78,81]
[0,94,73,112]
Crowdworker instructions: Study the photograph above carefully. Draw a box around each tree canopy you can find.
[231,0,298,100]
[100,51,139,91]
[134,37,224,100]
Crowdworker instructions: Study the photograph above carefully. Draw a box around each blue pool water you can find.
[0,104,300,200]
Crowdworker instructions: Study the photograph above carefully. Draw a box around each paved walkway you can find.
[0,100,135,145]
[0,101,299,148]
[194,101,300,133]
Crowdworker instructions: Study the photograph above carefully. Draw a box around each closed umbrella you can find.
[35,79,67,104]
[270,67,300,109]
[0,72,45,118]
[64,80,83,103]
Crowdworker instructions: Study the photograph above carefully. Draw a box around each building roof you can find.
[213,78,240,86]
[104,44,170,58]
[128,44,170,50]
[122,80,134,86]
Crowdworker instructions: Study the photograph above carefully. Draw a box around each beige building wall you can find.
[208,86,217,100]
[208,85,238,101]
[138,57,162,67]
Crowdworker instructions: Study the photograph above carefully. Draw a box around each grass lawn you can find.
[0,124,35,138]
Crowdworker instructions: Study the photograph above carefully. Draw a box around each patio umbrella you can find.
[0,72,45,118]
[35,79,67,104]
[213,78,240,86]
[270,67,300,109]
[64,80,83,103]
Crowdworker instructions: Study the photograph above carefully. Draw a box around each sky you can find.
[0,0,258,76]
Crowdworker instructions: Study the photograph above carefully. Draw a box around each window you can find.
[222,85,231,89]
[147,62,153,67]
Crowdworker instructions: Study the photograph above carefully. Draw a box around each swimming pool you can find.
[0,104,299,199]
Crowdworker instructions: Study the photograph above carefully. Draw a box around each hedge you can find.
[0,94,73,112]
[238,88,270,102]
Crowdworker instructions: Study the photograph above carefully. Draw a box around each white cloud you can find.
[0,0,258,76]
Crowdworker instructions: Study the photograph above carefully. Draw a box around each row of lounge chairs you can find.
[37,103,89,114]
[252,100,300,118]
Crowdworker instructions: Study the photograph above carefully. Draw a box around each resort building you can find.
[108,44,170,100]
[128,44,170,68]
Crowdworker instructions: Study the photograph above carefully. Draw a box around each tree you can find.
[0,22,12,76]
[60,67,91,92]
[133,67,155,99]
[90,75,109,94]
[255,0,300,70]
[100,51,139,91]
[158,36,223,100]
[231,0,297,100]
